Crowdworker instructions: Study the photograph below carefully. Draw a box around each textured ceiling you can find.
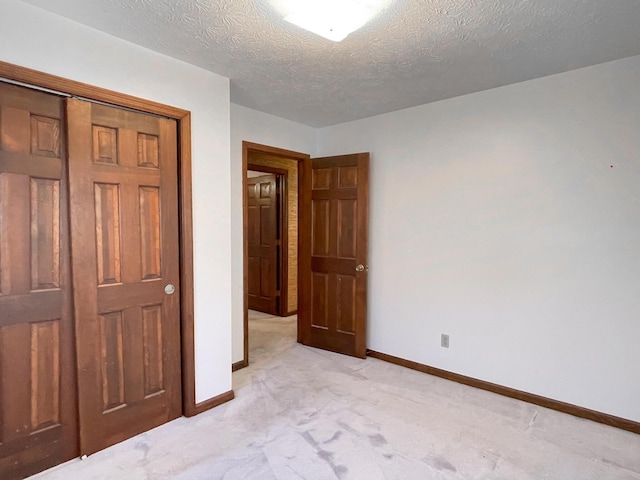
[22,0,640,127]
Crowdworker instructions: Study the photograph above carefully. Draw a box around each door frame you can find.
[241,141,309,369]
[246,165,288,317]
[0,61,202,417]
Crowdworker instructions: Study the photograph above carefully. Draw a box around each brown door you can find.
[299,154,369,358]
[247,174,281,315]
[66,99,182,455]
[0,83,78,478]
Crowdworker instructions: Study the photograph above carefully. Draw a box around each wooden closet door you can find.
[66,99,182,455]
[0,82,78,479]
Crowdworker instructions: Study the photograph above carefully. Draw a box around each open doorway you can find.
[240,142,310,369]
[240,143,370,368]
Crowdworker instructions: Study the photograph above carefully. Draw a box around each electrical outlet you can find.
[441,334,450,348]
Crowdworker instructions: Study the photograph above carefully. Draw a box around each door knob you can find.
[355,264,365,272]
[164,284,175,295]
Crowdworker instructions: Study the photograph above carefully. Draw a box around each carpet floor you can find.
[33,311,640,479]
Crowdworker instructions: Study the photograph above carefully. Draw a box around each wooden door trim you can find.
[241,142,309,369]
[247,164,289,177]
[0,62,200,417]
[298,157,311,349]
[247,164,289,317]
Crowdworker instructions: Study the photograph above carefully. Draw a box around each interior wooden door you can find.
[66,98,182,455]
[0,83,78,479]
[247,174,280,315]
[299,153,369,358]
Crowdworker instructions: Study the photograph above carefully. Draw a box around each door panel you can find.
[66,99,181,455]
[0,82,78,479]
[299,154,369,358]
[247,174,280,315]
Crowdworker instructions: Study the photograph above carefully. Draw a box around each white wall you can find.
[316,56,640,422]
[230,104,316,363]
[0,0,232,403]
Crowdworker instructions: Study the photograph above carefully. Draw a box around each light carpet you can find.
[34,311,640,479]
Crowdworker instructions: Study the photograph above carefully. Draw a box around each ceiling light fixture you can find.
[274,0,392,42]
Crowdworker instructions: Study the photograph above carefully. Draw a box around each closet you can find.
[0,81,182,479]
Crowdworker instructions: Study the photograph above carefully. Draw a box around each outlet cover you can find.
[441,334,450,348]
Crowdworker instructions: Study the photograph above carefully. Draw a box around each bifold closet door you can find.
[66,99,182,455]
[0,83,78,479]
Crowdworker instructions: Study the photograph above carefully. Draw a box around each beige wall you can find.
[248,152,299,314]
